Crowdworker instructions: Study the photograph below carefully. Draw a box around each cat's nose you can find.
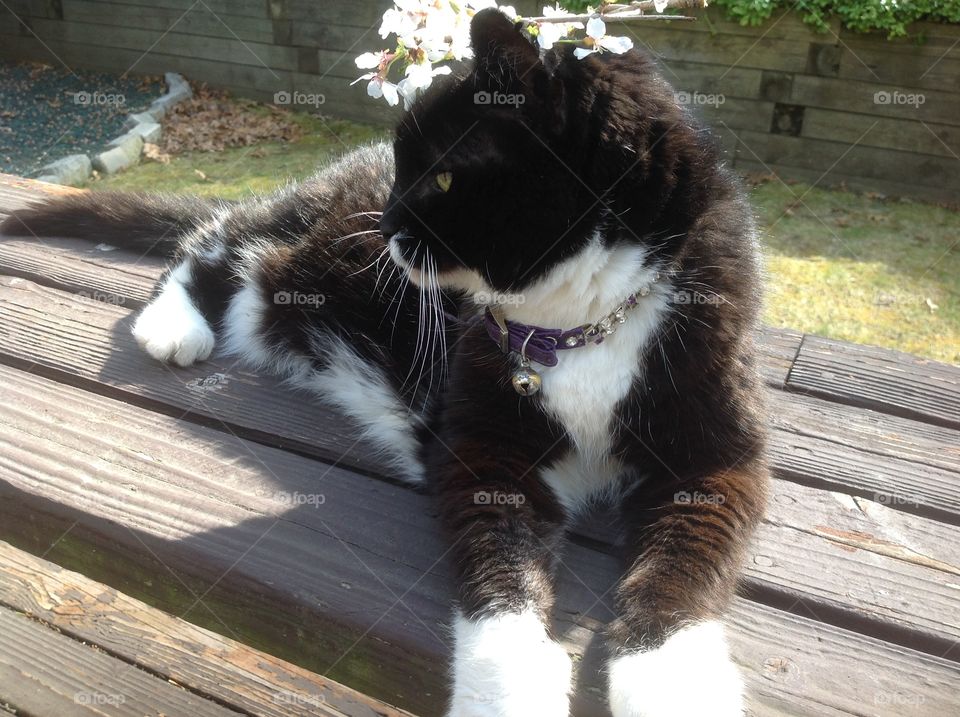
[379,202,405,241]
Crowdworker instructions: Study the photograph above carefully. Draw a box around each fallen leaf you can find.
[143,142,171,164]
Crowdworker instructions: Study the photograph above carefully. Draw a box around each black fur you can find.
[1,8,768,710]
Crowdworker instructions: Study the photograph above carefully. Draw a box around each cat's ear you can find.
[469,9,564,130]
[470,8,540,76]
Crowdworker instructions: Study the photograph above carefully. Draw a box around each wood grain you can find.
[1,364,959,672]
[2,364,958,714]
[0,607,244,717]
[0,541,417,717]
[787,334,960,430]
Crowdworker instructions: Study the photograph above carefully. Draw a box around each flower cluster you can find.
[354,2,655,108]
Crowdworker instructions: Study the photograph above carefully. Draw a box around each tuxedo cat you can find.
[2,9,767,716]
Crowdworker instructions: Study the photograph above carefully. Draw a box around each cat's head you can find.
[380,9,594,294]
[380,8,694,296]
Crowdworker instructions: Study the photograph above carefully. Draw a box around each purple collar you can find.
[482,275,660,367]
[483,308,584,367]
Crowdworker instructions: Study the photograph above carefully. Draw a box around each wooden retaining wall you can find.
[0,1,957,199]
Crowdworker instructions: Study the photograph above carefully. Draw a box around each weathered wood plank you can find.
[0,274,383,476]
[62,0,277,43]
[788,74,960,128]
[733,130,960,193]
[656,60,763,100]
[0,541,417,717]
[0,235,162,308]
[83,0,269,19]
[0,246,956,523]
[802,108,960,159]
[837,43,960,93]
[0,607,245,717]
[631,26,812,74]
[772,390,960,480]
[1,365,958,715]
[30,18,300,72]
[0,35,294,96]
[2,362,959,658]
[758,325,801,389]
[0,176,82,217]
[787,334,960,430]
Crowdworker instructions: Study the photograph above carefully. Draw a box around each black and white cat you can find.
[3,9,768,716]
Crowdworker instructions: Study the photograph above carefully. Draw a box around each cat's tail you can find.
[0,192,228,257]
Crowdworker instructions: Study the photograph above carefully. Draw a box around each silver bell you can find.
[511,365,542,396]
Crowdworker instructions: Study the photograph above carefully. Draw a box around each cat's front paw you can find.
[448,610,572,717]
[608,621,744,717]
[133,268,214,367]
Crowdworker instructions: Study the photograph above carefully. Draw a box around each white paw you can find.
[608,621,744,717]
[133,265,214,367]
[448,609,571,717]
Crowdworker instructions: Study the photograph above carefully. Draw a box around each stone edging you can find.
[35,72,192,186]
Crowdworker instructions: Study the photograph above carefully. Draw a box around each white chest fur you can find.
[503,237,671,513]
[439,233,672,514]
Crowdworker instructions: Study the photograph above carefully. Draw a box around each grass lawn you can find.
[91,112,959,365]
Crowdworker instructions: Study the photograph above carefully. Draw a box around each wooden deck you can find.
[0,174,958,716]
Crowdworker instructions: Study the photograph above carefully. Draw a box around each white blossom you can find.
[573,16,634,59]
[357,1,637,107]
[537,4,583,50]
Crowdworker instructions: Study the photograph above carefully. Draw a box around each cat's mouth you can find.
[388,236,491,295]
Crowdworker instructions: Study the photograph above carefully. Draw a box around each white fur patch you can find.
[221,283,424,483]
[428,234,672,513]
[449,609,572,717]
[132,261,215,367]
[302,337,424,483]
[539,451,625,515]
[607,621,744,717]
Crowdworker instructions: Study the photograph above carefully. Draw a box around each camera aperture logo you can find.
[76,289,126,306]
[873,90,924,107]
[473,290,525,306]
[672,289,725,306]
[274,290,325,307]
[474,491,526,506]
[474,90,525,107]
[674,490,726,505]
[74,90,126,107]
[674,91,725,107]
[75,693,125,706]
[274,491,326,507]
[274,90,326,107]
[272,690,326,707]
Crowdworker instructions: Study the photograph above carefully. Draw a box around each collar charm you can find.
[485,272,661,396]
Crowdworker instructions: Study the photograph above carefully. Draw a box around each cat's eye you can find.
[435,172,453,193]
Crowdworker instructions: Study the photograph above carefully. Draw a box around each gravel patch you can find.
[0,61,164,177]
